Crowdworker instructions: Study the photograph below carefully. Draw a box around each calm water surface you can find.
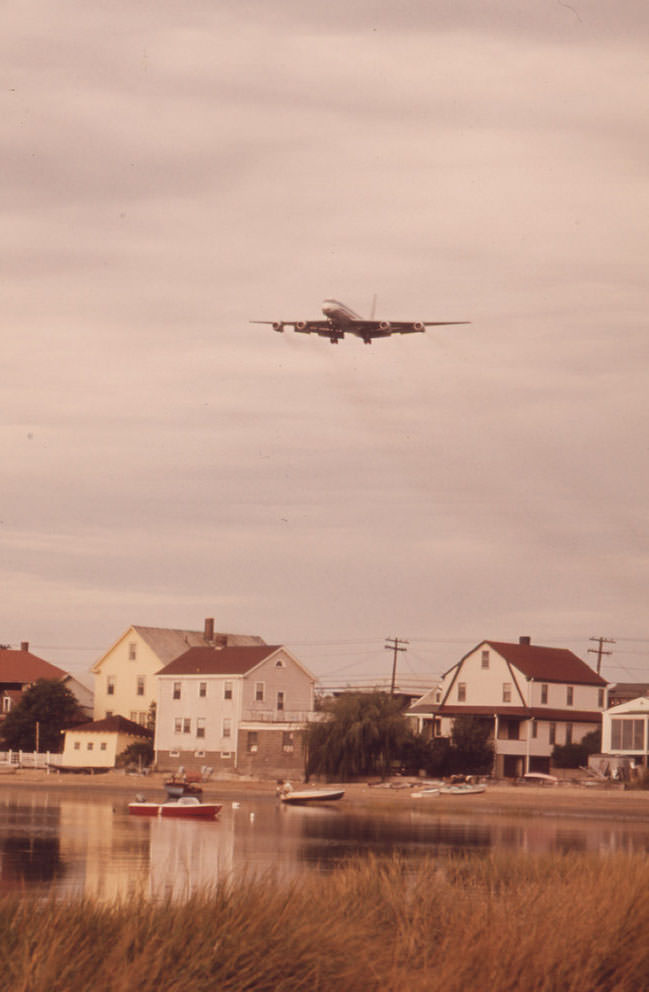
[2,787,649,900]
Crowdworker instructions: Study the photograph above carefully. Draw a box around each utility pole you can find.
[385,637,408,695]
[588,636,615,675]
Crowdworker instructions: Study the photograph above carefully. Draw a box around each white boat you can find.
[522,772,558,785]
[412,788,440,799]
[438,784,486,796]
[279,788,344,805]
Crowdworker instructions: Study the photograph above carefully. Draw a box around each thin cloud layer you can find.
[1,1,648,684]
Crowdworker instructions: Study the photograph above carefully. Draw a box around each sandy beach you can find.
[2,768,649,822]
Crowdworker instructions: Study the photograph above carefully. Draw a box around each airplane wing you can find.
[250,320,341,338]
[347,320,470,338]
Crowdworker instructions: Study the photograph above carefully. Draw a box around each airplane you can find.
[251,298,470,344]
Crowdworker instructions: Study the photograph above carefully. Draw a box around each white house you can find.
[60,715,153,769]
[602,697,649,766]
[90,619,265,725]
[155,643,316,777]
[409,636,607,777]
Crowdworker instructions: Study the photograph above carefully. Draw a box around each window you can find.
[457,683,466,702]
[196,718,206,739]
[194,751,205,758]
[247,731,258,753]
[282,731,294,753]
[566,686,574,706]
[2,697,11,714]
[223,718,232,739]
[138,712,147,725]
[277,691,285,712]
[275,658,285,668]
[107,676,115,696]
[224,681,232,700]
[174,718,182,734]
[183,718,191,734]
[433,718,442,737]
[611,719,644,751]
[100,742,107,751]
[221,752,231,759]
[598,689,605,708]
[255,682,265,702]
[173,682,181,700]
[169,750,179,758]
[506,720,519,741]
[481,650,490,669]
[502,683,512,703]
[549,723,556,746]
[74,741,80,750]
[531,720,538,739]
[87,742,94,751]
[130,711,137,722]
[136,675,145,697]
[199,682,207,698]
[565,723,573,745]
[128,642,137,661]
[435,689,442,704]
[541,684,548,705]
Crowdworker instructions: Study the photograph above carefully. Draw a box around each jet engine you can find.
[378,321,391,332]
[412,322,425,332]
[295,321,309,331]
[272,321,285,333]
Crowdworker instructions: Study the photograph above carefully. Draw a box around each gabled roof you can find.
[92,624,266,671]
[606,696,649,717]
[158,645,285,677]
[484,640,606,686]
[69,715,153,738]
[0,649,67,685]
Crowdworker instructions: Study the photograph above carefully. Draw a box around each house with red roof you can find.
[60,715,153,770]
[154,644,316,777]
[0,642,92,722]
[409,636,608,777]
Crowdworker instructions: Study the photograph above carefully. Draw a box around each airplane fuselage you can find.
[321,298,363,329]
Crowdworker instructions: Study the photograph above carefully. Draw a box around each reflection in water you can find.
[1,790,649,900]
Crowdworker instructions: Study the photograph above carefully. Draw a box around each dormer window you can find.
[275,658,285,669]
[458,683,466,702]
[481,650,490,669]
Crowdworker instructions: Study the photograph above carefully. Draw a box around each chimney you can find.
[519,636,531,646]
[204,618,214,643]
[20,641,29,652]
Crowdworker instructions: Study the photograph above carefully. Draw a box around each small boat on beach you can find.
[279,789,344,805]
[128,796,222,819]
[438,784,486,796]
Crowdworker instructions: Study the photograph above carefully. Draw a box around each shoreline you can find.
[3,768,649,822]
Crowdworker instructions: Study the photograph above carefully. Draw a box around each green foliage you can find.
[551,742,589,768]
[448,716,494,774]
[117,740,154,769]
[580,728,602,754]
[0,679,83,752]
[305,692,412,781]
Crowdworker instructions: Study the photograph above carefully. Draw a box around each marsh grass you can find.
[1,853,649,991]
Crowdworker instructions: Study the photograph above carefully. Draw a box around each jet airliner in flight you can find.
[251,299,469,344]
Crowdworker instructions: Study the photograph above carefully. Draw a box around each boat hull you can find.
[128,801,222,819]
[280,789,344,804]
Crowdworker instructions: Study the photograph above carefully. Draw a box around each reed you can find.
[0,853,648,991]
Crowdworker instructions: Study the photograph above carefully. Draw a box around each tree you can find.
[448,715,494,775]
[305,692,412,781]
[0,679,84,752]
[118,740,154,769]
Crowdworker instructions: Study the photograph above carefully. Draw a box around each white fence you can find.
[0,750,57,768]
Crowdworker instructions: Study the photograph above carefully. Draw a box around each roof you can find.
[158,645,284,676]
[134,625,265,664]
[606,696,649,717]
[484,640,607,686]
[69,715,153,738]
[419,703,602,724]
[92,624,266,672]
[0,649,67,685]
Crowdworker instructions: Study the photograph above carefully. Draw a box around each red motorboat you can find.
[128,796,222,819]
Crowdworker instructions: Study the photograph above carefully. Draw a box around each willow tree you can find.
[305,691,412,781]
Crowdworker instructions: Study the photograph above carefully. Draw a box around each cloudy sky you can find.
[3,1,648,688]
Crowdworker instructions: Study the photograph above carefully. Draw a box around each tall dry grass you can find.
[0,853,648,991]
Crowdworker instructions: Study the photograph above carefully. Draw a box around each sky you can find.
[2,0,649,690]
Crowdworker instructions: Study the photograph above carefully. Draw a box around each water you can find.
[2,788,649,901]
